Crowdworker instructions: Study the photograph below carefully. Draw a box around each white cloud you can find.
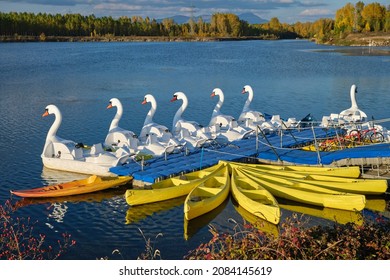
[273,0,294,3]
[299,8,332,17]
[94,3,143,12]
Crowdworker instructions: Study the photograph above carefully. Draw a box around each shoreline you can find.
[1,32,389,46]
[0,35,273,43]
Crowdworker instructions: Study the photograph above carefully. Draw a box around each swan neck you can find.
[144,99,156,126]
[212,94,224,118]
[109,104,123,131]
[47,110,61,141]
[243,89,253,112]
[43,108,61,155]
[173,98,187,132]
[350,89,358,108]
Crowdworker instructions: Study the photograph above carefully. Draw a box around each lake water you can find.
[0,40,389,260]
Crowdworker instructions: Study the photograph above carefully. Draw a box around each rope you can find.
[255,138,313,151]
[200,147,204,169]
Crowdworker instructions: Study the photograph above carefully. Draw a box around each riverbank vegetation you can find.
[183,212,390,260]
[0,2,389,45]
[0,200,76,260]
[2,197,389,260]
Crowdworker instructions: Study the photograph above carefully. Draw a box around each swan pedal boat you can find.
[10,175,132,198]
[42,104,130,176]
[125,163,224,206]
[184,162,230,220]
[231,168,281,225]
[226,161,361,178]
[228,162,387,195]
[236,167,366,211]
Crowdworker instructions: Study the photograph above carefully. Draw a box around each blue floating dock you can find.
[110,127,390,185]
[111,136,259,185]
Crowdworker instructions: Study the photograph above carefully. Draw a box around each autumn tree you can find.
[269,17,281,31]
[335,3,355,35]
[361,2,386,32]
[210,13,242,37]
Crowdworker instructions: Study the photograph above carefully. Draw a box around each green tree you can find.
[385,10,390,32]
[354,1,365,31]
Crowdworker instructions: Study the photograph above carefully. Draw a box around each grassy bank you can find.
[322,32,390,47]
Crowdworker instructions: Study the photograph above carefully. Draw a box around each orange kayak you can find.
[10,175,132,198]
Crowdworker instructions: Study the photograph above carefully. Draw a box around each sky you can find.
[0,0,389,23]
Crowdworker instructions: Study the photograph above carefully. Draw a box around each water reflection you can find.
[232,199,279,237]
[184,198,229,240]
[125,197,185,225]
[278,199,363,225]
[46,202,68,227]
[314,48,390,56]
[41,167,90,186]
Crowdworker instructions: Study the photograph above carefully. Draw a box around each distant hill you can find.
[239,13,268,24]
[157,13,268,24]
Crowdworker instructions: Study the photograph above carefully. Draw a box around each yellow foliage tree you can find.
[335,3,355,34]
[361,2,386,32]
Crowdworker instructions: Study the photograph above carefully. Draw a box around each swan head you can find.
[142,94,155,105]
[42,104,60,117]
[351,84,357,94]
[242,85,253,95]
[107,98,122,109]
[171,92,186,102]
[211,88,223,98]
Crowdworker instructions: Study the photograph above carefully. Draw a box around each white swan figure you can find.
[139,94,178,155]
[339,84,367,122]
[170,91,210,149]
[209,88,253,142]
[238,85,265,128]
[41,104,129,176]
[209,88,235,127]
[104,98,139,154]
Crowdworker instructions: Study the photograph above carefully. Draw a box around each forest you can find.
[0,1,389,43]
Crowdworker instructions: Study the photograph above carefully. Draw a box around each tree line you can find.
[0,1,389,42]
[0,12,296,39]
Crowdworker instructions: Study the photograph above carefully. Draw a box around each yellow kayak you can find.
[125,163,224,206]
[237,167,366,211]
[234,165,387,195]
[10,175,132,198]
[225,161,361,178]
[184,163,230,220]
[231,168,280,225]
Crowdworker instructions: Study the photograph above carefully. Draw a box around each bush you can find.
[0,200,76,260]
[184,213,390,260]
